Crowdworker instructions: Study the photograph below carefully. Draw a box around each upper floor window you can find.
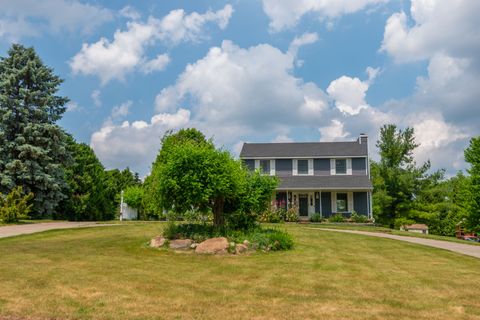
[259,159,270,175]
[331,158,352,175]
[335,159,347,174]
[297,159,309,175]
[293,159,313,175]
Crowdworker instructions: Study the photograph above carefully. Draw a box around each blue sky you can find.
[1,0,479,176]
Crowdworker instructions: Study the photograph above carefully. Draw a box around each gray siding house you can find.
[240,134,373,219]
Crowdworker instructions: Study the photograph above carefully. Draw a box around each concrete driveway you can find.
[0,222,112,239]
[312,228,480,259]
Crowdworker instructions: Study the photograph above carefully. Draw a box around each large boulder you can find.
[150,236,166,248]
[195,237,229,254]
[169,239,193,250]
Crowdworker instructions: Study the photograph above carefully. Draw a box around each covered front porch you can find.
[273,189,372,220]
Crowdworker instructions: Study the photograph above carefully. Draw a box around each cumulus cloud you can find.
[327,67,378,115]
[154,40,329,130]
[381,0,480,63]
[379,0,480,169]
[319,119,350,142]
[0,0,112,40]
[156,5,233,44]
[90,108,190,172]
[262,0,388,32]
[141,54,171,74]
[70,5,233,84]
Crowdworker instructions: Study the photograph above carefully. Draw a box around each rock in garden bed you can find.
[150,236,166,248]
[195,237,229,254]
[169,239,193,250]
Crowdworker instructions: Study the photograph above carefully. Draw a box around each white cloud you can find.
[110,101,132,121]
[157,5,233,44]
[407,113,469,171]
[119,6,141,21]
[70,5,233,84]
[0,0,112,40]
[262,0,388,32]
[381,0,480,63]
[141,54,170,74]
[90,108,190,172]
[327,67,378,115]
[319,119,350,142]
[288,32,319,56]
[91,90,102,107]
[154,40,329,130]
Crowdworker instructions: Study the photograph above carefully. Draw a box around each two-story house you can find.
[240,134,373,219]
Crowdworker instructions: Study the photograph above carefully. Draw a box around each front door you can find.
[299,194,308,216]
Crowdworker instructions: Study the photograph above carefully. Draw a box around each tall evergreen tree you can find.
[0,44,69,217]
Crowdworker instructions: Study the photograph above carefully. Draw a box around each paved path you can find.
[0,222,114,239]
[310,228,480,259]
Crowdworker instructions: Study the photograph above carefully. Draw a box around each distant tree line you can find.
[372,124,480,235]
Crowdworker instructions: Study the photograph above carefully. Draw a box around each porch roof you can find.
[276,175,372,190]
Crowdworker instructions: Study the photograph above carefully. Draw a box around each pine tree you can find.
[0,44,70,218]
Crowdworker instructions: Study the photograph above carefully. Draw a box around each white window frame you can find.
[331,158,352,175]
[332,191,354,213]
[255,159,275,176]
[293,159,313,176]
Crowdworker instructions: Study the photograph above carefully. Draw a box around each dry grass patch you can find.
[0,223,479,319]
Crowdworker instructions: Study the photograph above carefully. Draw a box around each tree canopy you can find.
[464,136,480,231]
[145,128,277,228]
[0,44,70,217]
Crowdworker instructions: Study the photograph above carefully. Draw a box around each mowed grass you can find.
[307,223,480,246]
[0,224,479,320]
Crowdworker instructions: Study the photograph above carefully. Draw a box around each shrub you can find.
[350,211,368,223]
[310,213,322,222]
[329,214,345,223]
[259,208,283,223]
[226,210,258,231]
[284,208,299,222]
[0,187,34,223]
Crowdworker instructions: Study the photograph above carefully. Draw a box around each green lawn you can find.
[306,223,480,246]
[0,223,479,320]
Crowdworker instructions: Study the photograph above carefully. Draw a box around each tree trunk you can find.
[213,196,225,227]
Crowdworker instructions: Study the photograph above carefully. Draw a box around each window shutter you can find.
[270,159,275,176]
[330,159,335,175]
[293,159,298,175]
[331,192,336,213]
[308,159,313,175]
[348,192,353,212]
[347,158,352,175]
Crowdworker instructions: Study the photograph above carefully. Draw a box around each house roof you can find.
[240,141,368,158]
[276,175,372,190]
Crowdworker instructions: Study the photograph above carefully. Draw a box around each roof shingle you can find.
[240,141,367,158]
